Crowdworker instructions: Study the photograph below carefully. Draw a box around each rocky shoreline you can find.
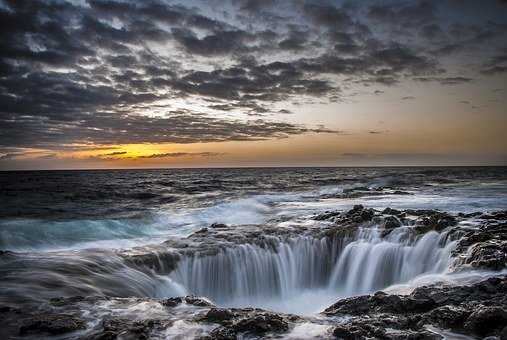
[1,206,506,339]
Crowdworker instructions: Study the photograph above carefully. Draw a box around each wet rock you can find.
[232,313,289,335]
[419,305,470,330]
[201,308,234,323]
[412,211,457,233]
[185,296,215,307]
[94,318,163,340]
[345,205,375,223]
[453,221,507,271]
[161,297,183,307]
[464,306,507,337]
[19,313,86,335]
[324,276,507,339]
[49,296,86,306]
[210,223,228,229]
[480,211,507,220]
[382,207,403,216]
[314,210,341,221]
[161,296,214,308]
[206,326,237,340]
[381,215,403,236]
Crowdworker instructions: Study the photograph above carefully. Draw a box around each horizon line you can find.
[1,164,506,172]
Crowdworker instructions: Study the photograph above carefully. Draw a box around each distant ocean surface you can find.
[1,167,506,252]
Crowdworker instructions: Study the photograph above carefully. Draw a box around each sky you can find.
[0,0,506,169]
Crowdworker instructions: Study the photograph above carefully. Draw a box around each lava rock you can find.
[464,306,507,337]
[232,313,289,335]
[202,308,234,323]
[19,313,86,335]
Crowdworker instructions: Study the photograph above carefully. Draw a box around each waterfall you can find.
[169,226,456,311]
[327,228,455,295]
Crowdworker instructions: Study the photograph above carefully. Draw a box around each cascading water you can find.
[169,226,457,314]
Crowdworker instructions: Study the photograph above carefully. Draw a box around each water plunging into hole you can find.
[168,227,456,315]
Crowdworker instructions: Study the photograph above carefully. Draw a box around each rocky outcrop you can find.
[18,313,86,336]
[324,276,507,339]
[452,218,507,271]
[199,308,294,339]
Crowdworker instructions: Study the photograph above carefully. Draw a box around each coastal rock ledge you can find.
[1,207,506,339]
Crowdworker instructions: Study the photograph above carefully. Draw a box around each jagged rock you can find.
[232,313,289,335]
[453,221,507,271]
[412,211,457,234]
[49,296,86,306]
[201,308,234,323]
[314,210,341,221]
[19,313,86,335]
[381,215,403,236]
[93,318,164,340]
[184,296,215,307]
[382,207,403,216]
[210,223,228,228]
[464,306,507,337]
[161,297,183,307]
[324,276,507,339]
[162,296,214,307]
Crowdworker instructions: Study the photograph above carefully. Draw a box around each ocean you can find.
[1,167,506,338]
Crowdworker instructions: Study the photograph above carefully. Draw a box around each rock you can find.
[419,305,470,330]
[384,216,402,229]
[464,306,507,337]
[184,296,215,307]
[210,223,228,229]
[453,221,507,271]
[325,276,507,339]
[161,296,214,307]
[345,205,375,223]
[19,313,86,335]
[49,296,86,306]
[314,210,341,221]
[161,297,183,307]
[232,313,289,335]
[206,326,237,340]
[201,308,234,323]
[382,207,403,216]
[95,318,162,340]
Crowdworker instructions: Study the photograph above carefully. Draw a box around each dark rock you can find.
[19,313,86,335]
[453,222,507,271]
[202,308,234,323]
[325,276,507,339]
[343,186,370,194]
[419,305,470,330]
[184,296,215,307]
[314,210,341,221]
[464,306,507,337]
[50,296,86,306]
[206,326,237,340]
[384,216,402,230]
[232,313,289,335]
[383,207,403,216]
[96,318,162,340]
[161,297,183,307]
[210,223,228,229]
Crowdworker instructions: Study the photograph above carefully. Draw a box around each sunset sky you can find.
[0,0,506,169]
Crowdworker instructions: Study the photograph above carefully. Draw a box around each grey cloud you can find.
[135,152,224,159]
[413,76,473,85]
[0,0,504,155]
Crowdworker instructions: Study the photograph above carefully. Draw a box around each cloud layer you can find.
[0,0,506,155]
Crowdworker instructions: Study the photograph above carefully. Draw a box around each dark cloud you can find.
[0,0,505,155]
[99,151,127,156]
[135,152,224,159]
[413,76,473,85]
